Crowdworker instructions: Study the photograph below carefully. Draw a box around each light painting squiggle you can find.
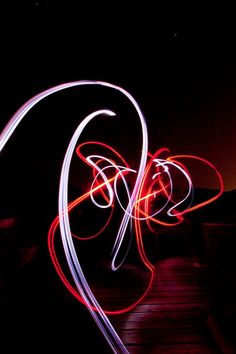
[0,81,224,354]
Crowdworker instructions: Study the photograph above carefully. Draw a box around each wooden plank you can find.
[126,343,220,354]
[109,256,220,353]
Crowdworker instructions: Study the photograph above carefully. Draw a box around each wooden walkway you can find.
[1,247,222,353]
[110,256,221,353]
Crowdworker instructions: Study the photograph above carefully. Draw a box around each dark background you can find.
[1,2,236,353]
[1,1,236,191]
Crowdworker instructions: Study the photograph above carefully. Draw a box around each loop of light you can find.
[0,81,224,354]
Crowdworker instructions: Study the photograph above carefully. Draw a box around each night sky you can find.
[1,2,236,192]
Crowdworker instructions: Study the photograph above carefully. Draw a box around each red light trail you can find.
[0,81,224,353]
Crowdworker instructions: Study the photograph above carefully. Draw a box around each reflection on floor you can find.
[111,256,221,354]
[1,246,222,353]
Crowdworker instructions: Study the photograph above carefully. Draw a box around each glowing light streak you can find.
[86,155,135,210]
[167,155,224,213]
[153,158,194,217]
[0,80,224,354]
[0,79,147,354]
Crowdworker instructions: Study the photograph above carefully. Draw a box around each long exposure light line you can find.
[0,80,224,354]
[0,80,149,354]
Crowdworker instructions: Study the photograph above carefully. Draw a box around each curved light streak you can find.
[167,155,224,212]
[0,80,149,354]
[153,158,193,217]
[0,80,224,354]
[48,140,224,313]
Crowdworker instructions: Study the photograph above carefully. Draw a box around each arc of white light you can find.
[0,79,148,268]
[111,127,148,270]
[0,80,148,354]
[86,158,136,265]
[86,155,116,209]
[58,109,130,354]
[87,154,136,209]
[154,158,194,216]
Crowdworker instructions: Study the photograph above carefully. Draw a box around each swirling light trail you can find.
[0,80,149,354]
[0,81,224,354]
